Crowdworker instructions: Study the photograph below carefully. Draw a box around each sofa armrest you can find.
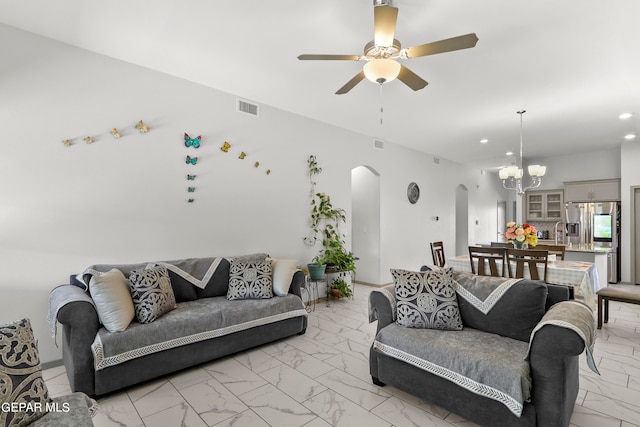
[529,300,595,361]
[51,286,100,396]
[29,392,96,427]
[529,323,585,359]
[289,270,304,299]
[368,285,396,334]
[527,301,596,426]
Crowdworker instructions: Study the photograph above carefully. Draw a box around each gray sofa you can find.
[28,392,95,426]
[368,270,598,427]
[49,255,307,397]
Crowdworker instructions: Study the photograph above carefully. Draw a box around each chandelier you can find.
[499,110,546,195]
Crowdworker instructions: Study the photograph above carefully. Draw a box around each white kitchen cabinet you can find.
[526,190,563,221]
[564,179,620,202]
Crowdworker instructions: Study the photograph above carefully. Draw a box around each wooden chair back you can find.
[430,241,446,267]
[506,248,549,282]
[468,246,507,277]
[490,242,511,248]
[533,244,566,260]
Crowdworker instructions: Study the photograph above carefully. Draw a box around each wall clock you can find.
[407,182,420,204]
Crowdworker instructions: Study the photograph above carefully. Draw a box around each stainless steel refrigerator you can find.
[564,201,620,283]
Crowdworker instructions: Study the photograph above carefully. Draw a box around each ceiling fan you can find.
[297,0,479,94]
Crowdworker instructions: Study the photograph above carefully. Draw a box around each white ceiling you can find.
[1,0,639,170]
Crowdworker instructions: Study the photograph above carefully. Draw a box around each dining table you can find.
[447,255,602,309]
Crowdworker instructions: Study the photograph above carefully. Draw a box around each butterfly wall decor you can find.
[187,175,196,180]
[111,128,121,139]
[221,141,231,152]
[184,133,202,149]
[186,155,198,165]
[135,120,149,133]
[239,152,246,160]
[84,136,94,144]
[254,161,260,168]
[188,198,195,203]
[62,139,72,146]
[188,187,195,192]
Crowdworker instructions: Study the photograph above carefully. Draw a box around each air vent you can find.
[433,157,440,164]
[237,98,259,117]
[374,140,385,150]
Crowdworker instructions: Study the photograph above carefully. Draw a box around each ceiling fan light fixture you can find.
[363,58,401,84]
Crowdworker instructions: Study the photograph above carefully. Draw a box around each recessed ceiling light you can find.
[480,139,488,144]
[619,113,633,120]
[505,151,513,156]
[624,133,636,140]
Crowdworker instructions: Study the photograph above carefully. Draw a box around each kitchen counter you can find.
[563,249,609,286]
[565,246,614,254]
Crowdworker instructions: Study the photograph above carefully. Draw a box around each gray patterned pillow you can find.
[392,268,463,330]
[227,259,273,300]
[129,266,177,324]
[0,318,51,426]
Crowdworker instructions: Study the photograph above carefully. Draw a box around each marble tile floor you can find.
[42,285,640,427]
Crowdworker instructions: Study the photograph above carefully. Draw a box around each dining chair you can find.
[533,244,566,260]
[430,241,446,267]
[468,246,507,277]
[506,248,549,282]
[490,242,511,248]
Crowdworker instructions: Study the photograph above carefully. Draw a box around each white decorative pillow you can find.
[129,266,177,324]
[89,268,135,332]
[392,268,463,331]
[0,318,51,426]
[269,258,298,296]
[227,259,273,300]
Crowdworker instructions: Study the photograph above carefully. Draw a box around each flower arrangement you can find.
[504,222,538,248]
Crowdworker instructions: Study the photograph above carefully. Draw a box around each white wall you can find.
[0,24,507,363]
[525,147,621,191]
[621,141,640,282]
[351,166,381,284]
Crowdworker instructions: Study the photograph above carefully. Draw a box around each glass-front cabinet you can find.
[526,190,563,221]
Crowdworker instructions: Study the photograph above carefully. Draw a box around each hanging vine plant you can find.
[303,155,357,275]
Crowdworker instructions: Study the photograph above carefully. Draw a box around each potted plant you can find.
[307,256,327,281]
[317,236,357,274]
[328,278,352,299]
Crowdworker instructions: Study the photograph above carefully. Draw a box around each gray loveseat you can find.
[49,255,307,397]
[368,270,598,427]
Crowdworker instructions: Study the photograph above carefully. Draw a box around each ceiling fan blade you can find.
[335,71,366,95]
[374,5,398,47]
[298,54,361,61]
[405,33,479,58]
[397,65,428,91]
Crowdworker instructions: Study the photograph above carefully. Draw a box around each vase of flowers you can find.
[504,222,538,249]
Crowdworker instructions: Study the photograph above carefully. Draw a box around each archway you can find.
[351,166,381,285]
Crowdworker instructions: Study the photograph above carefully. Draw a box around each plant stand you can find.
[302,275,325,313]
